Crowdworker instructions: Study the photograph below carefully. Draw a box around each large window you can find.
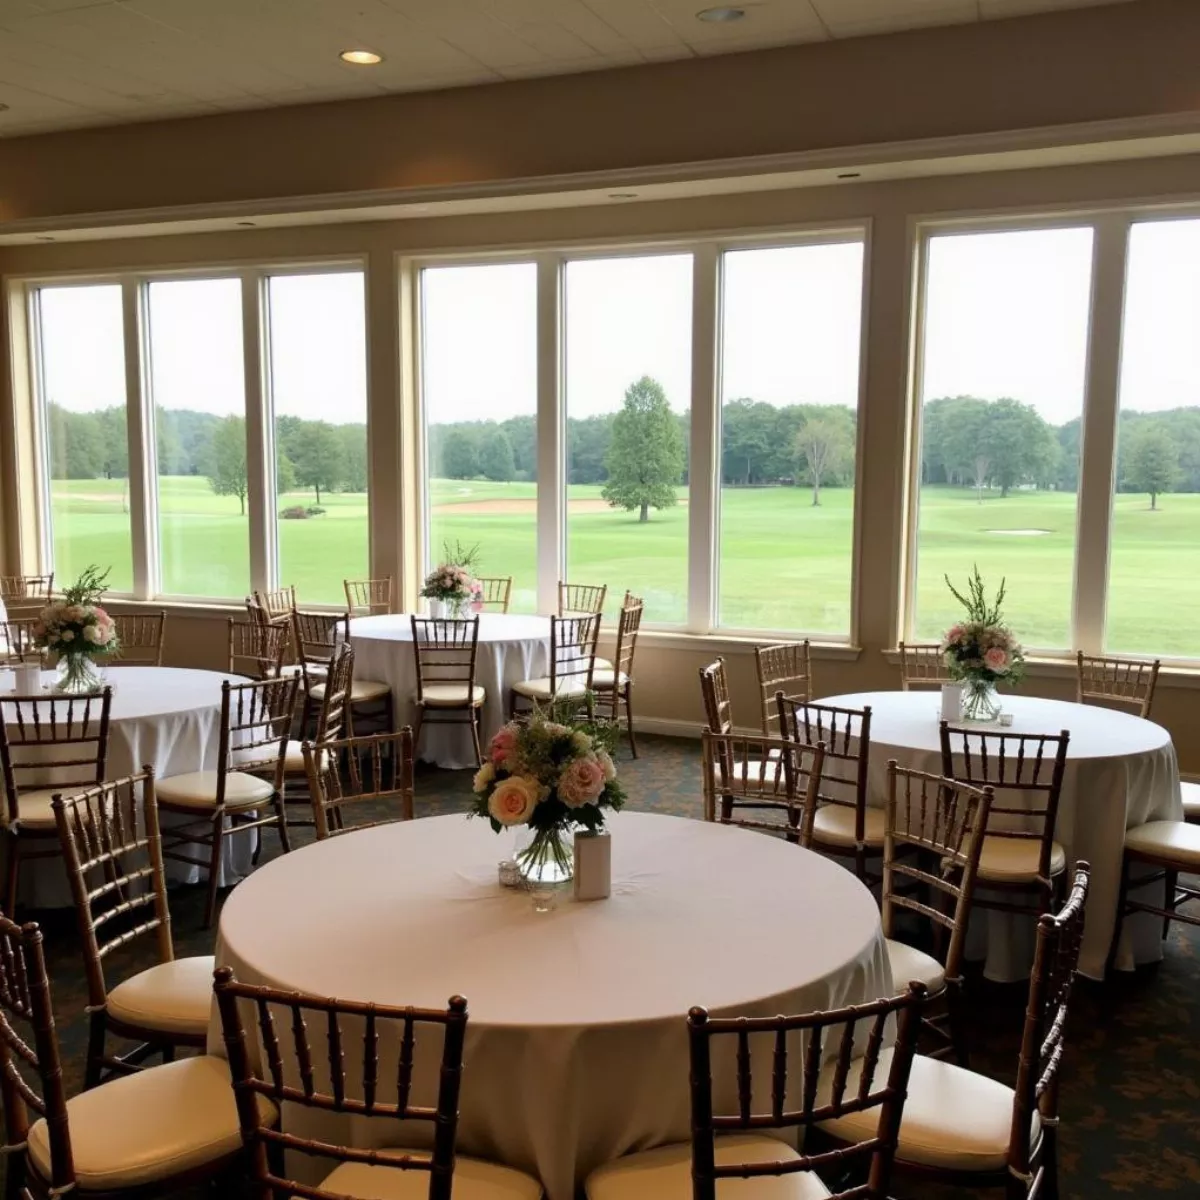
[35,284,133,593]
[267,272,369,605]
[718,242,865,634]
[1108,220,1200,658]
[421,263,538,613]
[147,278,250,599]
[912,228,1094,648]
[565,254,691,624]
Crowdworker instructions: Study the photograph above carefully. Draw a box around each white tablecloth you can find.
[818,691,1182,981]
[211,810,890,1200]
[349,613,552,769]
[1,666,255,906]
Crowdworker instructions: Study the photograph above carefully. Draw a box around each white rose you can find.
[60,629,75,642]
[83,625,101,644]
[472,762,495,794]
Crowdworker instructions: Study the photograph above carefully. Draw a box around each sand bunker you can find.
[434,497,689,516]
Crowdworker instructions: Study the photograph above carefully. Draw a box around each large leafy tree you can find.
[289,420,345,504]
[338,425,368,493]
[479,429,516,482]
[794,406,855,506]
[721,398,776,485]
[205,414,249,515]
[981,398,1056,498]
[1123,422,1180,510]
[438,427,481,480]
[602,376,684,523]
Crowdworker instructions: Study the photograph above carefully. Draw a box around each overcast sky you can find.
[37,221,1200,435]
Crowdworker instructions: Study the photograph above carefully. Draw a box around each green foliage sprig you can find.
[61,565,110,606]
[945,564,1007,626]
[442,540,481,571]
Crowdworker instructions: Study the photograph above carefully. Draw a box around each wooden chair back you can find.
[701,730,824,837]
[778,697,872,850]
[213,677,299,806]
[549,613,600,694]
[687,983,928,1200]
[344,577,393,617]
[291,610,349,686]
[0,690,113,826]
[410,617,480,703]
[111,612,167,666]
[0,575,53,605]
[1008,863,1090,1185]
[939,723,1069,886]
[1076,652,1160,719]
[558,581,607,617]
[755,641,813,736]
[698,658,733,736]
[611,593,643,679]
[305,729,415,839]
[213,967,468,1200]
[0,915,74,1194]
[51,772,173,1017]
[898,641,951,690]
[1,619,41,666]
[227,618,288,679]
[476,576,512,613]
[883,763,993,985]
[252,586,296,623]
[314,643,355,745]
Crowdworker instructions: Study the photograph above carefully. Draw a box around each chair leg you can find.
[624,682,639,759]
[3,834,19,918]
[84,1009,108,1090]
[946,980,970,1069]
[202,816,225,930]
[1164,868,1178,940]
[273,792,292,856]
[470,707,483,767]
[1041,1123,1060,1200]
[412,706,425,761]
[1106,853,1133,978]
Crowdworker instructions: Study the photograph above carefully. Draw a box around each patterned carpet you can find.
[7,733,1200,1198]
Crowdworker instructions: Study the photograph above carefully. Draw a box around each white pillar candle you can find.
[940,683,964,723]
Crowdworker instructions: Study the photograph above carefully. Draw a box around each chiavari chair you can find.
[52,772,213,1089]
[701,729,824,843]
[227,618,288,680]
[510,613,601,719]
[940,722,1070,919]
[698,657,777,809]
[898,641,952,690]
[0,915,269,1200]
[819,865,1089,1200]
[344,575,393,617]
[1075,651,1160,719]
[156,676,298,927]
[0,619,40,666]
[778,696,877,884]
[251,585,296,624]
[411,616,484,766]
[305,728,415,839]
[294,610,394,738]
[558,580,607,617]
[755,640,814,736]
[110,611,167,667]
[593,593,642,758]
[883,762,993,1067]
[585,984,929,1200]
[213,968,543,1200]
[476,576,513,613]
[0,689,112,916]
[0,574,53,621]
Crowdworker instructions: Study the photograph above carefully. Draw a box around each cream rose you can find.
[596,749,616,783]
[557,754,606,808]
[487,775,540,826]
[472,762,495,794]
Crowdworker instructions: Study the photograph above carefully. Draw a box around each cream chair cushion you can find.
[10,787,63,830]
[321,1155,542,1199]
[585,1134,828,1200]
[1125,819,1200,868]
[592,668,630,690]
[156,770,275,811]
[976,834,1066,883]
[1179,781,1200,822]
[26,1055,277,1191]
[594,656,614,672]
[231,740,307,772]
[886,938,946,993]
[811,804,885,848]
[106,955,215,1037]
[817,1050,1035,1173]
[512,676,589,701]
[311,678,390,703]
[419,683,486,708]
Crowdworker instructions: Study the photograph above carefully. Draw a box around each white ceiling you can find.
[0,0,1134,138]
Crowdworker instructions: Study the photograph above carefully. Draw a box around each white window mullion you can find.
[1073,215,1131,654]
[243,272,273,597]
[688,244,720,635]
[536,254,563,616]
[122,279,156,600]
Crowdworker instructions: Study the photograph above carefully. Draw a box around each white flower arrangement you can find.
[32,565,119,661]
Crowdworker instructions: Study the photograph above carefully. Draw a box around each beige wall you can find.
[1,0,1200,223]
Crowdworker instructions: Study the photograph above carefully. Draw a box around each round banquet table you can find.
[348,613,552,769]
[819,691,1182,981]
[210,810,891,1200]
[1,665,255,907]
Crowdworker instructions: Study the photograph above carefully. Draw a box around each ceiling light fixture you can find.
[609,192,638,200]
[236,220,257,227]
[837,172,862,180]
[696,6,746,22]
[36,236,55,243]
[340,49,383,65]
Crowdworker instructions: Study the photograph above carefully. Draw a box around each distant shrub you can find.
[281,506,309,520]
[306,505,326,517]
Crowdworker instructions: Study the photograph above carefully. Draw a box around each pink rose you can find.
[557,755,606,808]
[984,647,1008,671]
[487,776,539,826]
[489,726,518,768]
[945,624,965,643]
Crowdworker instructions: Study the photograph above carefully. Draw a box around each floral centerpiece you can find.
[32,565,119,694]
[941,566,1025,721]
[471,701,626,884]
[420,541,483,618]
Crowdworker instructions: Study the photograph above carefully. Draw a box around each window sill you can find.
[603,628,862,661]
[880,648,1200,689]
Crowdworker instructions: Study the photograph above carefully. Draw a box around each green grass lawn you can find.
[48,477,1200,657]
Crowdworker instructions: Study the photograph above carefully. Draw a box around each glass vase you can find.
[448,596,469,619]
[515,824,575,885]
[54,653,104,695]
[962,677,1001,722]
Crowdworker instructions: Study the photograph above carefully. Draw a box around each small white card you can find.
[939,683,964,722]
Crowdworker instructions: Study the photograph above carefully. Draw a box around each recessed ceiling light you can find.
[837,172,862,180]
[236,221,257,227]
[609,192,638,200]
[340,49,383,65]
[696,6,746,22]
[36,236,55,243]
